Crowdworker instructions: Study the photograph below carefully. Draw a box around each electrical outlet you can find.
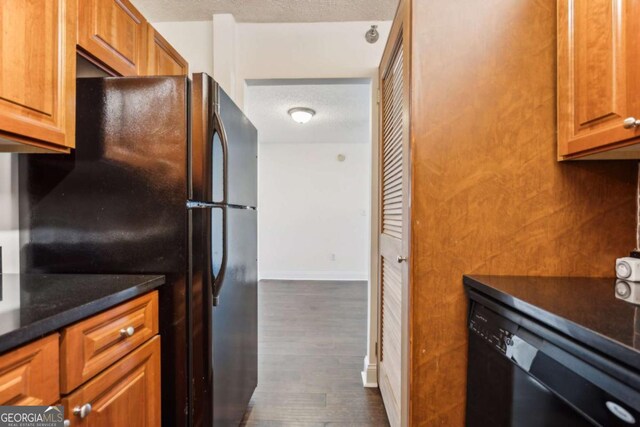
[330,253,336,261]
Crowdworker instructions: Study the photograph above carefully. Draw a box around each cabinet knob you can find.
[397,255,407,263]
[63,420,70,427]
[120,326,135,338]
[623,117,640,129]
[73,403,92,419]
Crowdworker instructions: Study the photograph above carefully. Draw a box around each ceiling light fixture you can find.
[288,107,316,124]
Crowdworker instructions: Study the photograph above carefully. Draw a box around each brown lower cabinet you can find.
[61,336,161,427]
[0,334,59,406]
[0,292,160,427]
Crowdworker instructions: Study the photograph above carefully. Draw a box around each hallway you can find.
[241,280,389,426]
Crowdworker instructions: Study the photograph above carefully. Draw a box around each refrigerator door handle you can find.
[206,205,227,307]
[206,106,229,306]
[211,108,229,205]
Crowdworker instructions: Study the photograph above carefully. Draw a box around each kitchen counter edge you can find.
[0,275,165,354]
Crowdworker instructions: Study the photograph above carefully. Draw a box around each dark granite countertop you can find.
[0,274,165,353]
[464,275,640,370]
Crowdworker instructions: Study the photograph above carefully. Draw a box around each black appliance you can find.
[19,74,258,427]
[465,289,640,426]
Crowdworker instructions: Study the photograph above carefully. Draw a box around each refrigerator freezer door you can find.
[217,88,258,208]
[191,73,258,208]
[213,207,258,427]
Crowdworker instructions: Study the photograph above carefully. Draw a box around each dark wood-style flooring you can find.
[241,280,390,426]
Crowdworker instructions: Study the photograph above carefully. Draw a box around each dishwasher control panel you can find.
[469,302,516,354]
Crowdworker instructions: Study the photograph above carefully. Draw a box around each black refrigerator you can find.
[19,73,258,427]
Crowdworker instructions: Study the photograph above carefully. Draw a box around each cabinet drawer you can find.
[0,334,59,405]
[62,336,161,427]
[60,292,158,393]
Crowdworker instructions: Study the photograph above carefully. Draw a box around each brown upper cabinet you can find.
[77,0,148,76]
[0,0,76,153]
[558,0,640,159]
[147,25,189,76]
[1,0,188,154]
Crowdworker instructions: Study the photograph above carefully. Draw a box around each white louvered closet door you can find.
[378,28,409,427]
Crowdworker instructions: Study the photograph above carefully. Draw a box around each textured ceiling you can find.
[245,80,371,144]
[134,0,398,23]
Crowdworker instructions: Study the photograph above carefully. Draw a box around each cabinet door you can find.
[62,336,161,427]
[0,0,75,152]
[0,334,59,406]
[558,0,640,158]
[78,0,148,76]
[147,25,189,76]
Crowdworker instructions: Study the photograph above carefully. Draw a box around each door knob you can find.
[397,255,407,263]
[73,403,92,419]
[623,117,640,129]
[119,326,135,338]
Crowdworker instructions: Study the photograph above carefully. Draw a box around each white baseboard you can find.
[259,271,368,281]
[361,355,378,387]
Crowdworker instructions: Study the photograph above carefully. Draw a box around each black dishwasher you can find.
[466,293,640,426]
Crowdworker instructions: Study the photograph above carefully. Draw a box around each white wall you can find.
[257,141,369,280]
[246,80,371,281]
[0,154,20,273]
[235,21,391,107]
[151,21,214,76]
[212,14,238,100]
[211,20,392,110]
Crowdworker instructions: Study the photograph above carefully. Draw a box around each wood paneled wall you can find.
[407,0,637,424]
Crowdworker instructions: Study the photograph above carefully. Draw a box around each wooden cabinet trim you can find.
[0,334,60,406]
[60,291,159,394]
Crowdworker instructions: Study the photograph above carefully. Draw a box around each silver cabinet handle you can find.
[63,420,70,427]
[623,117,640,129]
[397,255,407,263]
[119,326,135,338]
[73,403,92,419]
